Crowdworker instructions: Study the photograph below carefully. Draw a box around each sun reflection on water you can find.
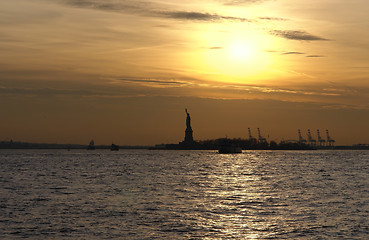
[194,152,280,239]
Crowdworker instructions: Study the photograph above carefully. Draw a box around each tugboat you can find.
[87,140,95,150]
[110,143,119,151]
[218,139,242,154]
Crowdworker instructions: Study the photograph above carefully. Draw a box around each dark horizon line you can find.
[0,140,151,149]
[1,140,368,150]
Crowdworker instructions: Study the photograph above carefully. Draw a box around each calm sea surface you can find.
[0,150,368,239]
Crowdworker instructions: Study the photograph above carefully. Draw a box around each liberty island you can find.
[152,109,368,150]
[154,109,314,150]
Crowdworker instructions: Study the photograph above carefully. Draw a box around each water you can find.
[0,150,368,239]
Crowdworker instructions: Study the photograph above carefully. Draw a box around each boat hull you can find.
[218,146,242,154]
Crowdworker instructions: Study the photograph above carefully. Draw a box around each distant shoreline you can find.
[1,141,368,150]
[0,141,150,150]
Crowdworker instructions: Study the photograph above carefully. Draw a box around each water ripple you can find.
[0,149,368,239]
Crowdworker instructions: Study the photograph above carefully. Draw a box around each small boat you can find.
[110,144,119,151]
[87,140,95,150]
[218,139,242,154]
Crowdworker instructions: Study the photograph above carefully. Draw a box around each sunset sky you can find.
[1,0,369,145]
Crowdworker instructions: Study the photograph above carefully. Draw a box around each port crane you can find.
[248,128,257,143]
[326,130,335,146]
[257,128,267,143]
[307,129,316,146]
[317,129,326,146]
[298,129,307,144]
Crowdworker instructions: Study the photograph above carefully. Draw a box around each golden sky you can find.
[1,0,369,145]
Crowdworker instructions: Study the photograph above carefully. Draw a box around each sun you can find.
[191,24,274,83]
[228,41,254,61]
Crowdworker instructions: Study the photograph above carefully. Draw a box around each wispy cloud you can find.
[59,0,146,12]
[159,11,251,22]
[306,55,325,58]
[267,50,326,58]
[282,51,305,55]
[118,77,191,86]
[2,76,368,109]
[57,0,253,22]
[259,17,287,21]
[222,0,266,6]
[271,30,329,41]
[56,0,295,24]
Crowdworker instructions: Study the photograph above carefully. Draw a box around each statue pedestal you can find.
[184,128,193,144]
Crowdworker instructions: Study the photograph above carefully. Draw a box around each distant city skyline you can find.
[1,0,369,145]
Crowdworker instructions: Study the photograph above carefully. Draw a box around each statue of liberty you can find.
[185,108,191,130]
[184,108,194,144]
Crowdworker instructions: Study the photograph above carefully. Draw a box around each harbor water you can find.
[1,150,368,239]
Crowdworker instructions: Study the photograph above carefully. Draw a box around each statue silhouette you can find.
[185,108,191,130]
[184,108,194,144]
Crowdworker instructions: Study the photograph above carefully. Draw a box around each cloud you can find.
[267,50,326,58]
[306,55,325,58]
[209,47,224,49]
[59,0,172,19]
[282,51,305,55]
[118,77,190,86]
[55,0,294,24]
[2,76,368,109]
[159,11,250,22]
[57,0,252,22]
[259,17,287,21]
[59,0,150,14]
[222,0,266,6]
[271,30,329,41]
[158,11,221,21]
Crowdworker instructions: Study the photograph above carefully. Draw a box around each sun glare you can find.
[195,26,273,83]
[229,41,254,61]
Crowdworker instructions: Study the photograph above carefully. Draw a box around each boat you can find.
[110,143,119,151]
[218,139,242,154]
[87,140,95,150]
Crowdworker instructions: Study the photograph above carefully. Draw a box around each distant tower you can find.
[307,129,316,146]
[248,128,257,143]
[317,129,326,146]
[326,130,335,147]
[183,109,194,144]
[298,129,307,144]
[257,128,267,143]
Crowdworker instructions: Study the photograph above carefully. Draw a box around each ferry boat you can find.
[87,140,95,150]
[218,140,242,154]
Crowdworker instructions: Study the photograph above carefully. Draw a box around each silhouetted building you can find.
[111,143,119,151]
